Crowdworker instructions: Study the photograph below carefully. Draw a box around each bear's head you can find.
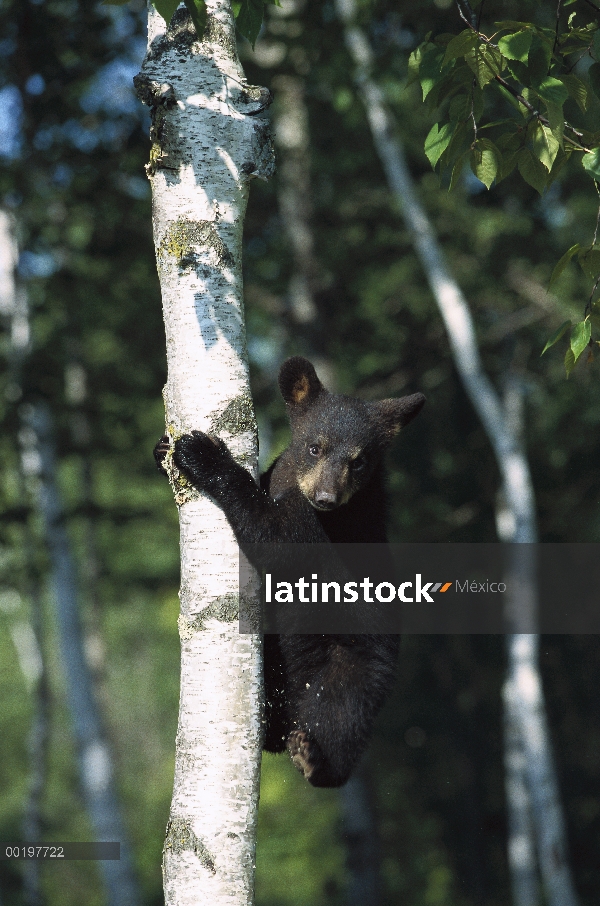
[278,356,425,511]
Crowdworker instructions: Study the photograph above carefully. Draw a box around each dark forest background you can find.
[0,0,599,904]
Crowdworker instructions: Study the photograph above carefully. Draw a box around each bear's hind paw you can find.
[287,728,354,788]
[287,730,315,781]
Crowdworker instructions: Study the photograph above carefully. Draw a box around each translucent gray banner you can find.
[0,842,120,860]
[238,543,600,634]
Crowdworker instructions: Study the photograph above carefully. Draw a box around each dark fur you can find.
[158,357,425,787]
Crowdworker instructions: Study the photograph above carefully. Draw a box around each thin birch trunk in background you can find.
[272,71,319,325]
[497,379,541,906]
[339,765,381,906]
[135,3,273,902]
[334,2,578,904]
[0,210,48,906]
[21,404,141,906]
[271,66,335,387]
[0,211,140,906]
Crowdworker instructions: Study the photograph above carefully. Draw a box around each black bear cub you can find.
[163,357,425,787]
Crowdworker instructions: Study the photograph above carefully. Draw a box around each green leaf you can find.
[549,243,580,288]
[498,30,532,62]
[517,148,548,194]
[534,77,569,106]
[183,0,207,36]
[465,44,503,88]
[560,74,588,112]
[582,148,600,180]
[478,118,514,131]
[541,320,571,355]
[496,150,519,183]
[564,346,576,377]
[521,86,537,109]
[451,63,479,88]
[442,30,478,67]
[471,87,484,122]
[236,0,264,47]
[494,20,535,31]
[588,63,600,101]
[495,20,537,31]
[432,73,465,109]
[439,121,469,170]
[504,59,529,84]
[496,83,526,115]
[547,146,571,187]
[578,246,600,280]
[592,28,600,61]
[449,94,471,122]
[544,101,564,143]
[407,44,426,88]
[532,123,560,171]
[424,122,455,168]
[152,0,181,23]
[495,131,521,151]
[419,46,445,100]
[449,151,469,191]
[528,34,552,84]
[470,138,501,189]
[570,319,591,362]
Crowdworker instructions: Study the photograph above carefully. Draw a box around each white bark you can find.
[136,3,271,903]
[334,3,578,904]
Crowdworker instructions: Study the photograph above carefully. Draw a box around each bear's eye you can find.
[308,444,321,458]
[352,455,367,472]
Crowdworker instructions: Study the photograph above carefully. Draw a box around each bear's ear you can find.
[279,357,325,409]
[374,392,426,440]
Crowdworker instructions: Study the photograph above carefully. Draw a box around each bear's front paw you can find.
[173,431,232,492]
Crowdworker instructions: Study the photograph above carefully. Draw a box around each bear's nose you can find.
[314,491,337,510]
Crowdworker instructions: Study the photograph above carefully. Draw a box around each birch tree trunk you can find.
[135,3,272,903]
[334,2,578,904]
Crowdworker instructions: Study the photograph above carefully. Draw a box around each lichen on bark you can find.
[159,221,235,269]
[164,817,217,874]
[210,394,256,437]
